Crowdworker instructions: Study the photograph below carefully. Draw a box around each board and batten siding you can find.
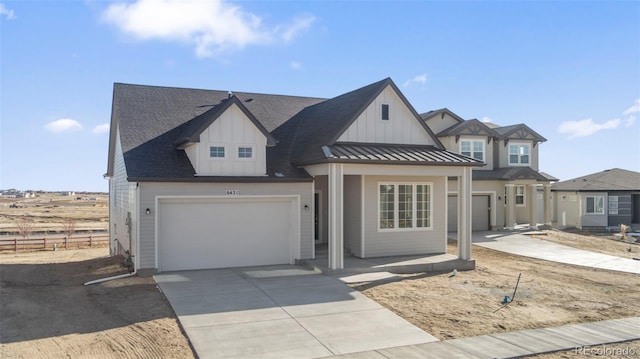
[344,175,363,257]
[137,181,313,270]
[362,175,447,257]
[184,104,268,176]
[337,86,436,146]
[110,127,137,258]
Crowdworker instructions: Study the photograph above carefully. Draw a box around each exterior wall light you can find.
[146,208,151,215]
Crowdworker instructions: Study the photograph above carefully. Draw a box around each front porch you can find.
[300,244,475,283]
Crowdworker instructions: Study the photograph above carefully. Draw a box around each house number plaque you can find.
[225,190,240,195]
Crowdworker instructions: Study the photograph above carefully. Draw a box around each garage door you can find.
[158,197,294,271]
[448,195,490,232]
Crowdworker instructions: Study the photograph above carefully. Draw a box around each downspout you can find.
[84,268,136,286]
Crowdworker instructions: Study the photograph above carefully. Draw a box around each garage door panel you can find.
[159,198,293,271]
[448,195,490,232]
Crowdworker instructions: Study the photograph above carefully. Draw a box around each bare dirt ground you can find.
[0,193,108,234]
[350,231,640,357]
[0,248,195,359]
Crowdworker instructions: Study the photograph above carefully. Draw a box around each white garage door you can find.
[158,197,294,271]
[448,195,490,232]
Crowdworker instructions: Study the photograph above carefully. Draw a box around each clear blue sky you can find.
[1,0,639,192]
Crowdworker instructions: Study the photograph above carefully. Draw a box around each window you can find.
[586,196,604,214]
[608,196,618,215]
[504,185,525,206]
[209,146,225,158]
[238,147,253,159]
[509,143,530,165]
[381,104,389,121]
[460,139,484,161]
[379,183,431,230]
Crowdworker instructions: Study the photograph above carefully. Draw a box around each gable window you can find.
[209,146,225,158]
[381,104,389,121]
[509,143,530,166]
[505,185,525,206]
[379,183,431,230]
[586,196,604,214]
[237,147,253,159]
[460,139,484,161]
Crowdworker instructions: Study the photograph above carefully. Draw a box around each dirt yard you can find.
[1,229,638,358]
[0,248,195,359]
[350,231,640,357]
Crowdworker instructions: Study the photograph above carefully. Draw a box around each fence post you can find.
[89,235,92,248]
[14,237,17,252]
[44,237,47,250]
[64,236,68,249]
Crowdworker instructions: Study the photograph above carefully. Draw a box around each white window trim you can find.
[209,145,226,160]
[236,145,255,161]
[460,139,485,161]
[585,195,605,215]
[608,196,619,215]
[508,142,531,166]
[377,182,433,232]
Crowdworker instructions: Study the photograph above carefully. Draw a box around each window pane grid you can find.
[398,185,413,228]
[379,183,431,230]
[210,146,225,158]
[238,147,252,158]
[379,185,395,229]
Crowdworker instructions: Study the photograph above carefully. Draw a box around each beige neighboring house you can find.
[421,109,557,231]
[106,78,483,274]
[551,168,640,231]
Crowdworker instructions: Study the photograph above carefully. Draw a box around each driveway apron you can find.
[154,265,437,359]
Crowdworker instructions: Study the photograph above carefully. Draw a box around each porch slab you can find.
[302,246,475,281]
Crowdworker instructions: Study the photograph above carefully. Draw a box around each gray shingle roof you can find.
[493,123,547,142]
[108,79,478,182]
[437,118,501,137]
[420,108,465,123]
[109,83,325,180]
[317,143,484,166]
[473,167,555,181]
[551,168,640,191]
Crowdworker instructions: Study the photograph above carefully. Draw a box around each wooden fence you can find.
[0,234,109,252]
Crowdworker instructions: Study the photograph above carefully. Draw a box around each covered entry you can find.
[157,197,297,271]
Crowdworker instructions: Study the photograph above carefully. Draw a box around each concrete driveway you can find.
[470,231,640,274]
[154,265,437,359]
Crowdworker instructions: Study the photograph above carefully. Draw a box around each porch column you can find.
[505,184,516,230]
[529,184,539,229]
[328,163,344,269]
[458,167,472,260]
[543,184,552,226]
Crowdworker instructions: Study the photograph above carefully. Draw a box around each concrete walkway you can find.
[326,317,640,358]
[154,265,437,359]
[468,231,640,274]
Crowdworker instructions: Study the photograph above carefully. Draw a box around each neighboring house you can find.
[421,109,557,231]
[551,168,640,231]
[106,78,483,274]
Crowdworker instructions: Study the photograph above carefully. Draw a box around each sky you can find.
[1,0,639,192]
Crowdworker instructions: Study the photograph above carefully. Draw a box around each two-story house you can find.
[422,109,557,231]
[106,78,483,274]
